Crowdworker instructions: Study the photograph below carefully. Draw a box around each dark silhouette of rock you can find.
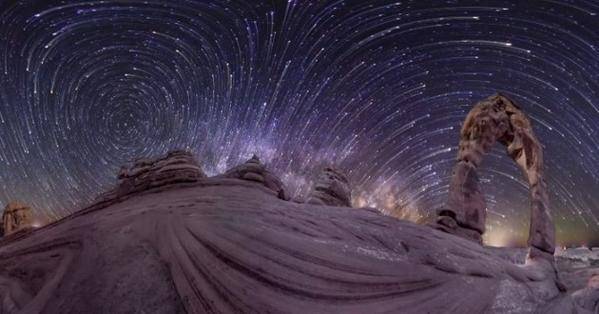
[435,94,555,258]
[221,155,290,200]
[306,167,352,207]
[1,201,33,236]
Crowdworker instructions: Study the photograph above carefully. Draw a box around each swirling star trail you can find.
[0,0,597,246]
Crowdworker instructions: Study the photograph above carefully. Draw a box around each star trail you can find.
[0,0,597,247]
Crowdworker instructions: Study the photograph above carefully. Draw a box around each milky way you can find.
[0,0,597,246]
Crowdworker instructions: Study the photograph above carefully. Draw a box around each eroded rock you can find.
[572,274,599,312]
[306,167,352,207]
[435,94,555,257]
[0,179,579,313]
[96,149,206,202]
[222,155,290,200]
[1,201,33,236]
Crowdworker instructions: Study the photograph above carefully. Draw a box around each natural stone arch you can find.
[435,94,555,257]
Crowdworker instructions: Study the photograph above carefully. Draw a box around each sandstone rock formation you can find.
[572,275,599,312]
[0,175,589,313]
[435,94,555,259]
[1,201,33,236]
[96,149,206,203]
[0,104,588,312]
[306,167,352,207]
[547,273,599,313]
[220,155,290,200]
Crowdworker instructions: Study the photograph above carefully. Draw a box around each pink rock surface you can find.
[306,167,352,207]
[0,178,590,313]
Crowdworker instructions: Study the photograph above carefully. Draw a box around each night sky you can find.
[0,0,597,247]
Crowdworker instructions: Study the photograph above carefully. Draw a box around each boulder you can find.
[1,201,33,236]
[222,155,290,201]
[571,274,599,312]
[96,149,206,203]
[306,167,352,207]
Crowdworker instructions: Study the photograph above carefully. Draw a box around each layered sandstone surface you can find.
[0,176,594,313]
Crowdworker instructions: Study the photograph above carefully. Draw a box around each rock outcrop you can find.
[0,176,588,313]
[572,275,599,312]
[221,155,290,200]
[306,167,352,207]
[96,150,206,203]
[435,94,555,259]
[1,201,33,236]
[0,101,587,313]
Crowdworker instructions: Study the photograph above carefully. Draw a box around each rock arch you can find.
[435,94,555,257]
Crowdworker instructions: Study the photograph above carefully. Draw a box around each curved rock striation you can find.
[435,94,555,259]
[0,178,588,313]
[306,167,352,207]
